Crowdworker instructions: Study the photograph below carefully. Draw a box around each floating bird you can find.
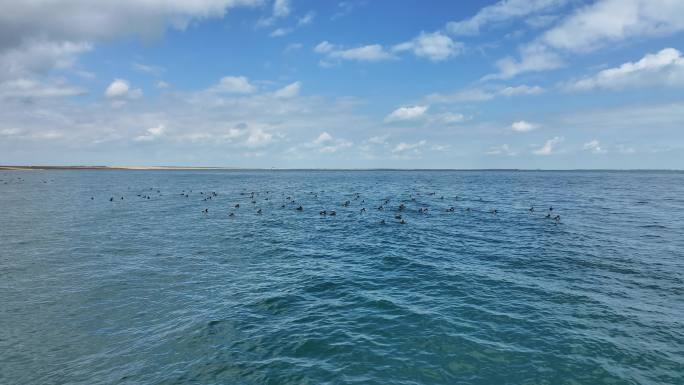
[296,205,303,211]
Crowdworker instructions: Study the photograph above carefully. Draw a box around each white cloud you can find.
[435,112,466,124]
[246,128,273,147]
[499,84,545,96]
[0,39,92,80]
[273,0,291,18]
[0,1,262,52]
[0,78,86,99]
[133,62,164,76]
[446,0,570,35]
[104,78,142,99]
[486,0,684,79]
[292,131,353,154]
[298,11,315,26]
[272,81,301,98]
[565,48,684,91]
[156,80,171,89]
[269,27,293,37]
[392,140,427,158]
[485,43,564,80]
[367,134,389,145]
[510,120,539,132]
[134,124,165,142]
[212,76,257,93]
[487,144,517,156]
[314,41,335,54]
[329,44,393,62]
[393,31,462,61]
[425,88,495,104]
[385,105,428,122]
[533,136,564,155]
[541,0,684,53]
[583,139,606,154]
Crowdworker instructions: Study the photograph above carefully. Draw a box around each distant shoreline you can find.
[1,165,682,172]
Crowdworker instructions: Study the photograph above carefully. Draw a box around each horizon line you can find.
[1,165,682,172]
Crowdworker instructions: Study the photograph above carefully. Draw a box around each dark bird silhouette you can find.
[296,205,303,211]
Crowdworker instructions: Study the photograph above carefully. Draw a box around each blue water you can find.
[1,170,683,385]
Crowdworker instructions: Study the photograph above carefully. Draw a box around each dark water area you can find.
[1,170,683,384]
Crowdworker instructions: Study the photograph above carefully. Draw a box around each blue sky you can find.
[1,0,683,168]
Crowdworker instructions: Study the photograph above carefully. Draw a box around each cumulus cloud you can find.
[533,136,564,155]
[134,124,165,142]
[272,81,301,98]
[487,144,517,156]
[298,11,315,26]
[325,43,393,62]
[485,43,564,80]
[104,78,142,99]
[425,88,495,104]
[0,1,262,52]
[133,62,164,76]
[0,78,86,100]
[212,76,258,93]
[425,84,544,104]
[486,0,684,79]
[446,0,570,35]
[0,0,262,100]
[246,129,273,147]
[540,0,684,53]
[392,140,427,158]
[583,139,606,154]
[273,0,291,18]
[289,131,353,154]
[393,31,462,61]
[510,120,539,132]
[564,48,684,91]
[385,105,428,122]
[499,84,545,96]
[0,40,92,80]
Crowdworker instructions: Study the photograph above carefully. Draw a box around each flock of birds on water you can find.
[2,175,563,226]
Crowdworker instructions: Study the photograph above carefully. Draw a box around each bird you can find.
[320,210,327,215]
[296,205,303,211]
